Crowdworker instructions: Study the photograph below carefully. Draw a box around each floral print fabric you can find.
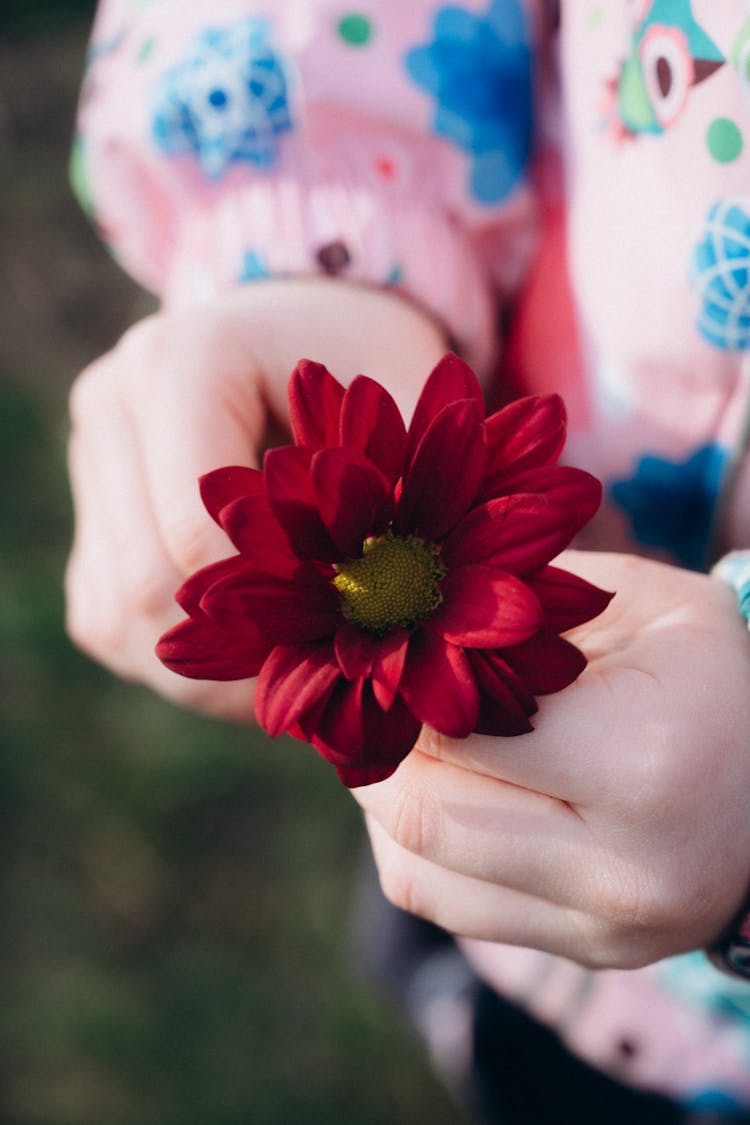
[404,1,533,204]
[152,19,295,177]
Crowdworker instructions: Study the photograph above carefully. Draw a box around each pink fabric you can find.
[462,940,750,1103]
[75,0,750,1106]
[76,0,542,376]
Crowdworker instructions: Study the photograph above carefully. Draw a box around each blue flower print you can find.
[405,2,533,205]
[691,199,750,351]
[610,443,727,570]
[152,19,294,179]
[238,249,269,282]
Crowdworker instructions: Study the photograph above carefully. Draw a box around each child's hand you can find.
[354,551,750,968]
[65,279,449,717]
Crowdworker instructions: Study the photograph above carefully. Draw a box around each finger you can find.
[413,656,664,808]
[66,429,130,661]
[121,322,268,577]
[69,366,184,629]
[67,398,258,719]
[354,749,602,910]
[365,815,593,961]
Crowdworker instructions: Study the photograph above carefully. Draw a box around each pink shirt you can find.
[75,0,750,1106]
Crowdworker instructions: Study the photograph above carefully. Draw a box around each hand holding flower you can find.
[355,551,750,968]
[65,279,448,714]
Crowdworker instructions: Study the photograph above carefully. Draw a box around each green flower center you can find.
[333,532,444,634]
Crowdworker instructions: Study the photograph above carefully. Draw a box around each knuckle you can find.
[573,930,643,971]
[389,784,439,858]
[581,926,666,971]
[127,559,175,618]
[590,882,642,952]
[68,359,111,424]
[115,313,163,361]
[375,854,431,922]
[593,862,657,932]
[113,314,175,397]
[416,725,448,759]
[65,560,150,665]
[114,308,224,393]
[570,910,658,971]
[165,510,223,575]
[583,860,702,969]
[65,596,125,661]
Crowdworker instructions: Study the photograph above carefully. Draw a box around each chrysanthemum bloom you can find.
[157,354,612,787]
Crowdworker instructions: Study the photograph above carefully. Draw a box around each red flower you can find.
[157,355,612,787]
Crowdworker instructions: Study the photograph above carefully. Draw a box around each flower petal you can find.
[309,679,421,784]
[174,556,251,617]
[429,565,542,647]
[499,466,602,531]
[221,493,300,576]
[371,628,410,711]
[404,353,484,473]
[334,623,378,680]
[327,693,421,787]
[468,649,537,736]
[254,642,340,737]
[288,359,344,449]
[397,399,487,540]
[331,758,407,788]
[199,465,264,524]
[443,495,578,574]
[485,395,566,481]
[478,465,602,528]
[297,677,364,764]
[340,375,406,487]
[156,617,269,680]
[399,630,479,737]
[201,570,339,643]
[311,447,391,557]
[470,648,538,711]
[264,445,339,560]
[527,565,614,633]
[504,631,587,694]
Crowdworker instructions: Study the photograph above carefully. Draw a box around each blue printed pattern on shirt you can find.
[238,248,269,282]
[691,199,750,351]
[152,19,294,178]
[610,442,727,570]
[405,1,533,204]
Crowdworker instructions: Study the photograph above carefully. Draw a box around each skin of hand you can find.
[353,550,750,968]
[65,278,451,716]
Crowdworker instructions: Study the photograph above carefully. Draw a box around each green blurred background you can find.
[0,6,462,1122]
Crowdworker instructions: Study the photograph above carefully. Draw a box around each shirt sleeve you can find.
[72,0,546,375]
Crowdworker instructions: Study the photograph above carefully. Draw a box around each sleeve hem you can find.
[159,175,499,377]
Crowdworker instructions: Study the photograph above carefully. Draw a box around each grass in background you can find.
[0,16,464,1125]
